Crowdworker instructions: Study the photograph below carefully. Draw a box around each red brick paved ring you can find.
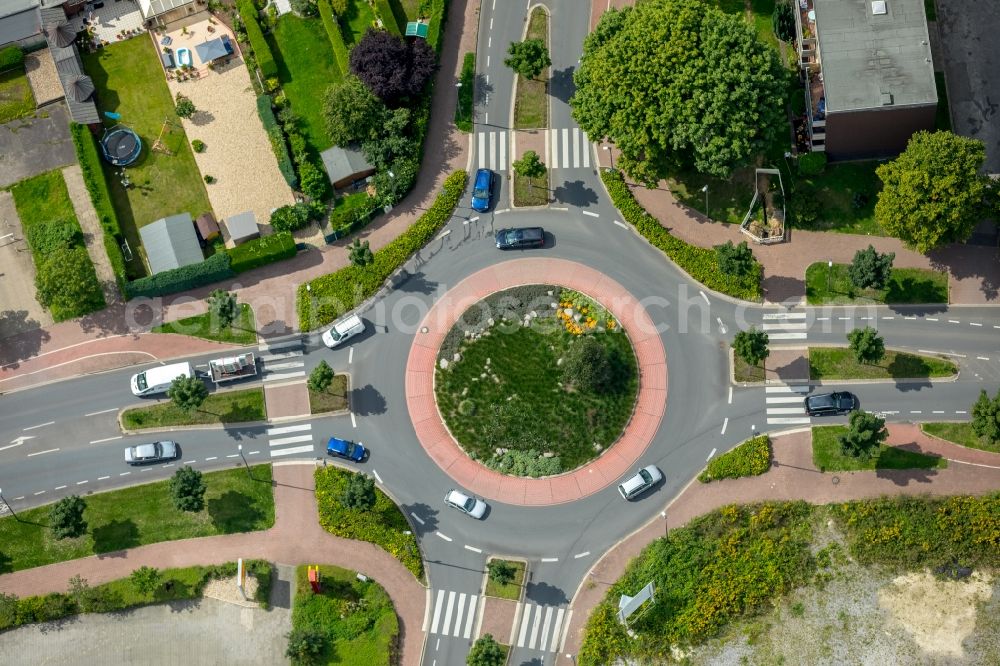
[405,258,667,506]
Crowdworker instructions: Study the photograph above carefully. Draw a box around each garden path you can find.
[63,164,121,306]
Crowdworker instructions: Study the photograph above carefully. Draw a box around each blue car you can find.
[471,168,494,212]
[326,437,366,462]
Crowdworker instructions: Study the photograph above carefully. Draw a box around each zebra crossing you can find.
[427,590,481,639]
[514,603,571,654]
[547,127,592,170]
[765,384,811,425]
[476,130,509,171]
[259,337,305,383]
[266,422,315,458]
[761,311,808,340]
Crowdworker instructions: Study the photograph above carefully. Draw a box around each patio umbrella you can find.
[44,20,76,48]
[68,75,95,102]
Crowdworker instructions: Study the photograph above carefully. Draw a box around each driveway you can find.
[0,189,54,339]
[0,596,291,665]
[0,103,76,189]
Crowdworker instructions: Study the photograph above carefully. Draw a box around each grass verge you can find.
[805,263,948,305]
[315,467,424,580]
[734,355,765,383]
[485,559,526,600]
[513,7,548,129]
[121,388,266,429]
[812,426,947,472]
[808,348,957,381]
[309,374,350,414]
[0,68,35,123]
[921,422,1000,454]
[513,171,548,206]
[455,52,474,132]
[0,465,274,573]
[152,303,257,345]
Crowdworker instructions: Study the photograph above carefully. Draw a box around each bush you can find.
[170,466,207,512]
[0,45,24,72]
[317,0,350,75]
[227,231,297,273]
[286,627,326,664]
[798,152,827,176]
[298,159,331,201]
[203,174,216,184]
[698,435,771,482]
[126,252,234,298]
[485,449,561,477]
[298,170,467,330]
[602,170,762,301]
[34,246,106,322]
[256,95,298,188]
[562,336,612,392]
[270,203,312,232]
[28,220,81,254]
[50,495,87,540]
[237,0,278,77]
[192,139,206,153]
[341,473,376,510]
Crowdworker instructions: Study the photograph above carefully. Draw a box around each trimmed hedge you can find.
[698,435,771,482]
[237,0,278,78]
[69,123,128,292]
[298,170,467,330]
[126,251,234,298]
[601,170,762,301]
[228,231,297,273]
[317,0,349,76]
[256,95,298,188]
[373,0,402,36]
[427,0,448,52]
[0,44,24,72]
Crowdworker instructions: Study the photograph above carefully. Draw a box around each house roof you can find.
[320,145,374,185]
[137,0,195,19]
[195,37,228,63]
[225,211,259,243]
[139,213,204,274]
[0,8,39,46]
[815,0,936,113]
[51,43,100,124]
[0,0,39,21]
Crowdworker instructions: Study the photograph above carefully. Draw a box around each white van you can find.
[131,362,196,397]
[322,314,365,348]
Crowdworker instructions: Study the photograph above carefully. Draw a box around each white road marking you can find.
[54,485,66,490]
[98,476,109,481]
[23,421,54,431]
[910,411,922,414]
[351,412,357,428]
[956,410,967,414]
[766,396,806,403]
[89,435,122,444]
[699,290,711,305]
[517,603,531,647]
[762,312,807,320]
[205,456,218,461]
[553,608,567,651]
[948,320,960,324]
[249,451,259,455]
[267,424,312,436]
[541,557,558,562]
[442,591,456,636]
[270,445,314,457]
[436,531,453,542]
[430,590,445,634]
[225,455,238,459]
[27,448,59,457]
[76,480,88,485]
[269,435,313,447]
[33,491,45,496]
[978,356,990,361]
[540,606,554,651]
[263,371,306,381]
[119,472,131,476]
[905,316,917,320]
[348,347,354,364]
[767,417,812,425]
[918,349,966,358]
[816,317,830,321]
[499,131,506,170]
[581,210,599,218]
[728,386,733,404]
[453,593,467,637]
[410,513,426,525]
[258,350,303,362]
[763,322,807,331]
[573,551,590,559]
[612,219,627,229]
[970,322,982,327]
[562,128,569,167]
[573,128,582,168]
[464,544,482,553]
[765,385,810,394]
[372,469,383,484]
[488,131,496,171]
[882,316,895,320]
[529,604,542,649]
[463,595,477,639]
[933,410,945,414]
[767,332,808,340]
[839,317,851,320]
[183,460,196,464]
[263,361,304,371]
[768,407,808,415]
[0,441,27,452]
[707,447,717,461]
[85,408,118,416]
[720,418,728,435]
[927,318,939,322]
[550,129,558,168]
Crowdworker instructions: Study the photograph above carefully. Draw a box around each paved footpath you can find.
[0,463,428,666]
[555,424,1000,663]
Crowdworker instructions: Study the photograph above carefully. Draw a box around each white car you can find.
[617,465,663,500]
[444,489,488,519]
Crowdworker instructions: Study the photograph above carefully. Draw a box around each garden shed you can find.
[195,212,220,242]
[139,213,204,274]
[224,210,259,245]
[320,145,375,190]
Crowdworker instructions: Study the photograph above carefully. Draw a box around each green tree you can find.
[875,131,990,252]
[971,389,1000,443]
[504,39,551,80]
[50,495,87,539]
[839,410,888,461]
[571,0,785,183]
[208,289,238,329]
[487,560,516,587]
[174,93,196,119]
[715,240,756,277]
[512,150,547,180]
[322,75,387,147]
[848,245,894,290]
[34,246,104,316]
[167,375,208,412]
[285,627,326,665]
[169,465,206,512]
[732,327,769,367]
[341,473,376,510]
[467,634,505,666]
[348,238,373,267]
[270,203,312,233]
[847,326,885,365]
[130,566,161,596]
[308,359,335,393]
[562,336,613,392]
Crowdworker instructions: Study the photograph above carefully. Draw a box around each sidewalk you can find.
[0,463,428,666]
[555,424,1000,663]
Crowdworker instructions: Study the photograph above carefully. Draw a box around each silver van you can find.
[322,314,365,348]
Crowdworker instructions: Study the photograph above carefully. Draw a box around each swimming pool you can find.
[176,47,192,67]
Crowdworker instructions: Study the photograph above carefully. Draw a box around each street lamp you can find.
[701,184,709,217]
[0,487,19,522]
[827,259,833,293]
[238,444,251,478]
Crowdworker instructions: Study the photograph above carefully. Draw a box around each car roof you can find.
[620,473,646,493]
[446,489,470,504]
[474,169,491,185]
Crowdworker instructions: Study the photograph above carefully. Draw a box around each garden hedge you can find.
[298,170,467,330]
[0,45,24,72]
[427,0,449,52]
[601,170,762,301]
[126,251,234,298]
[317,0,349,76]
[237,0,278,78]
[256,95,297,188]
[373,0,402,36]
[698,435,771,482]
[228,231,297,273]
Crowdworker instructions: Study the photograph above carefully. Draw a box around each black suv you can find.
[804,391,859,416]
[495,227,545,249]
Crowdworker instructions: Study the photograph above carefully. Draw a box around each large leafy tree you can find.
[971,389,1000,443]
[504,39,550,80]
[341,473,376,510]
[839,410,888,461]
[50,495,87,539]
[847,326,885,365]
[875,131,990,252]
[323,75,387,147]
[571,0,785,183]
[715,240,756,277]
[169,466,206,512]
[207,289,238,329]
[848,245,894,290]
[167,375,208,412]
[349,28,437,105]
[732,327,769,367]
[467,634,505,666]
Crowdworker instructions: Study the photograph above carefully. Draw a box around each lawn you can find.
[733,355,764,383]
[81,37,211,277]
[0,465,274,573]
[485,559,526,600]
[121,387,266,429]
[513,171,547,206]
[340,0,378,46]
[805,263,949,305]
[808,348,957,381]
[269,14,341,154]
[0,68,35,123]
[393,0,422,22]
[922,422,1000,454]
[152,303,257,345]
[811,426,947,472]
[513,7,548,129]
[291,564,398,665]
[309,374,350,414]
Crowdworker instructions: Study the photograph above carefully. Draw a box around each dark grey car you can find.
[495,227,545,249]
[804,392,859,416]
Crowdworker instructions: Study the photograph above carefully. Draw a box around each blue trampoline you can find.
[100,125,142,166]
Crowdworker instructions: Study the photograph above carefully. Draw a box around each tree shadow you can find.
[886,354,935,379]
[874,466,940,486]
[548,66,576,104]
[524,580,569,606]
[0,310,50,366]
[93,518,140,556]
[761,274,806,305]
[551,179,598,207]
[219,399,266,424]
[222,424,267,442]
[0,549,12,574]
[350,384,387,416]
[208,490,264,533]
[401,502,438,537]
[395,270,438,295]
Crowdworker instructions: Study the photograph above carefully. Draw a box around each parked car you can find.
[326,436,367,462]
[444,489,488,519]
[495,227,545,249]
[471,168,495,212]
[617,465,663,501]
[124,441,179,466]
[804,391,859,416]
